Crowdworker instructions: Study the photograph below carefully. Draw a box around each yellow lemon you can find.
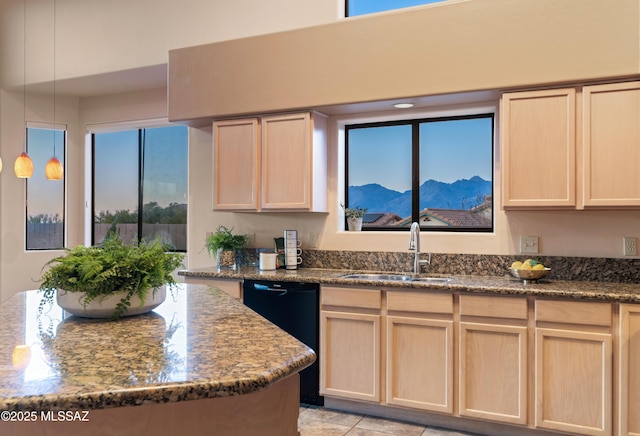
[533,263,545,270]
[511,261,523,269]
[520,262,533,270]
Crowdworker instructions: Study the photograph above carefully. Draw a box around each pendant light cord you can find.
[52,0,56,157]
[23,0,26,153]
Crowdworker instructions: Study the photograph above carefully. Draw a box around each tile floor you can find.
[298,405,484,436]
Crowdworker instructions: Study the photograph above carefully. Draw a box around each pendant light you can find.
[45,156,63,180]
[15,0,33,179]
[45,0,63,181]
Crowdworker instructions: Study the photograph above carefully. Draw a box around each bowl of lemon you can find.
[510,259,550,283]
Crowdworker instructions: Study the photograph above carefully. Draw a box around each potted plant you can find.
[341,203,368,231]
[38,232,184,320]
[205,225,249,268]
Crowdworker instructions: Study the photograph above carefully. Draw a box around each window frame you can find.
[90,122,188,251]
[343,111,495,233]
[25,122,67,251]
[345,0,448,17]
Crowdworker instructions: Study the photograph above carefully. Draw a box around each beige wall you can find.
[169,0,640,121]
[0,89,83,302]
[1,0,639,300]
[0,0,341,300]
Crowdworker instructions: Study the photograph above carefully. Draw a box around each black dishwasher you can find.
[243,279,323,406]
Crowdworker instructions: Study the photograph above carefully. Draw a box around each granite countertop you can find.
[0,284,316,412]
[179,266,640,303]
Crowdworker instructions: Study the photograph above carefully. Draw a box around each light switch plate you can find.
[519,236,539,254]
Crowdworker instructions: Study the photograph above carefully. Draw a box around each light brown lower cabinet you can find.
[386,291,453,414]
[318,287,633,436]
[619,304,640,436]
[458,295,528,425]
[535,300,613,436]
[320,287,381,402]
[459,322,528,424]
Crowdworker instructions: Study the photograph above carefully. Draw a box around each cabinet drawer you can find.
[535,299,611,327]
[460,294,528,319]
[387,291,453,314]
[321,286,381,310]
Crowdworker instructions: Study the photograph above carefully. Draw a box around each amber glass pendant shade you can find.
[12,345,31,370]
[14,152,33,178]
[45,156,63,180]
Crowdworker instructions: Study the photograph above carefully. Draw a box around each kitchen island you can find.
[0,284,316,436]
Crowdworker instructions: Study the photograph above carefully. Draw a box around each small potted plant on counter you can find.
[38,232,184,320]
[341,203,368,231]
[205,225,249,269]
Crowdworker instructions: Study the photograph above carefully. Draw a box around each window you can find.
[345,114,494,231]
[93,125,188,251]
[26,126,66,250]
[346,0,447,17]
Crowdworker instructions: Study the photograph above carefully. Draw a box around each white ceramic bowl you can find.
[56,286,166,318]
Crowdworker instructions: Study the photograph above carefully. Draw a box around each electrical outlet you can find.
[519,236,539,254]
[623,237,637,256]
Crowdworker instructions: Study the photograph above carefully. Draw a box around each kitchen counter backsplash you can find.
[238,249,640,283]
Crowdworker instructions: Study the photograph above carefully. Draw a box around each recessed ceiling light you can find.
[393,103,414,109]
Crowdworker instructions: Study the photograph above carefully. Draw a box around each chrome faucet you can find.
[408,222,430,274]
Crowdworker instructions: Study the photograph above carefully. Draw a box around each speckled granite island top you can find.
[0,284,316,412]
[180,266,640,303]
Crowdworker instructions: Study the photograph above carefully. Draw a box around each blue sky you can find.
[348,117,493,192]
[94,126,188,214]
[348,0,446,16]
[28,125,188,219]
[27,128,65,217]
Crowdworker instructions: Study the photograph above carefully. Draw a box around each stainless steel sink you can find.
[339,273,451,283]
[411,277,451,283]
[340,273,413,281]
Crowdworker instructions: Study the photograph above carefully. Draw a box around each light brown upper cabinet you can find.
[213,118,261,210]
[583,81,640,207]
[502,81,640,210]
[213,112,328,212]
[501,88,576,208]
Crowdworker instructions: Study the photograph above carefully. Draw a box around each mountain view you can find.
[348,176,491,218]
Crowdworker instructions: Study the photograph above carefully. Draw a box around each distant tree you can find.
[95,203,186,225]
[94,209,138,224]
[28,213,62,224]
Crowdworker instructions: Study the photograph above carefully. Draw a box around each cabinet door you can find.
[213,119,260,210]
[387,316,453,413]
[501,88,576,208]
[535,328,612,436]
[320,310,380,402]
[620,305,640,436]
[459,322,527,425]
[261,113,311,210]
[583,81,640,207]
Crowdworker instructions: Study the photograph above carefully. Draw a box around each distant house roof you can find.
[425,208,491,227]
[363,212,403,226]
[366,195,493,228]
